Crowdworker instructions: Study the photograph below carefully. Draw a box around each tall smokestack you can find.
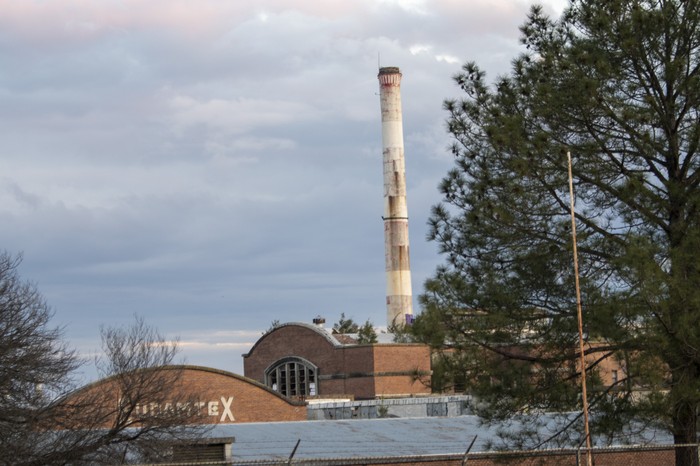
[378,66,413,328]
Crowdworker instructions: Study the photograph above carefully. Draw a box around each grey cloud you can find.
[0,0,566,381]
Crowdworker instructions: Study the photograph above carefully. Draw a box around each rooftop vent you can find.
[313,316,326,327]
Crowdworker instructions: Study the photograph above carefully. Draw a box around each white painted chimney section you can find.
[378,66,413,328]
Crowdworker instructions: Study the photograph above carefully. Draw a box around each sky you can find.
[0,0,567,380]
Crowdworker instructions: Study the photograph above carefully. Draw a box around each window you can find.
[265,358,318,397]
[427,402,448,417]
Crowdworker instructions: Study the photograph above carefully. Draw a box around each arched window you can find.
[265,358,318,397]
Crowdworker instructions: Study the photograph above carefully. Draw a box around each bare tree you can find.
[0,251,80,463]
[50,316,209,464]
[0,251,207,465]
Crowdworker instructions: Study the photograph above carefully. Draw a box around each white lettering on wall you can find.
[208,401,219,416]
[220,396,234,422]
[129,396,236,423]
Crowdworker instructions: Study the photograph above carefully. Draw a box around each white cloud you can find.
[409,44,431,55]
[375,0,429,15]
[435,54,460,64]
[178,341,256,350]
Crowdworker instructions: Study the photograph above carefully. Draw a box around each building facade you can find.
[243,322,431,400]
[63,365,308,425]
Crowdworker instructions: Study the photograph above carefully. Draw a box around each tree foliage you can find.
[333,313,359,334]
[0,251,206,465]
[264,319,281,334]
[416,1,700,464]
[357,320,378,344]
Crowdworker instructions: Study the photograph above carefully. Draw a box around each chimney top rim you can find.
[378,66,401,76]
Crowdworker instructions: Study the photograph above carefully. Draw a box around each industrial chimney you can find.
[378,66,413,328]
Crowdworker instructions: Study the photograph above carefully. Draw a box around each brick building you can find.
[63,365,307,425]
[243,322,432,400]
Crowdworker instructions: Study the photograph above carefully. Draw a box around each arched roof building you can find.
[243,322,431,400]
[63,365,307,426]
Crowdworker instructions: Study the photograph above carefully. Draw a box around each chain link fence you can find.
[462,443,685,465]
[139,443,700,466]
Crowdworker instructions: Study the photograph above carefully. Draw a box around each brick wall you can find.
[373,344,432,397]
[175,367,307,423]
[243,324,341,382]
[61,365,307,427]
[243,323,432,399]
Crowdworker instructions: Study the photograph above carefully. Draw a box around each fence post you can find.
[461,435,477,466]
[287,439,301,466]
[575,447,581,466]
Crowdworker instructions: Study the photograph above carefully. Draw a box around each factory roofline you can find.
[243,322,404,358]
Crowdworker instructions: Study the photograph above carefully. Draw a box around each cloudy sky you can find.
[0,0,566,379]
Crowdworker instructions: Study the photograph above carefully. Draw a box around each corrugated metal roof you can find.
[207,417,489,461]
[205,415,672,462]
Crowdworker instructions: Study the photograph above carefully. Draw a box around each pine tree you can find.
[417,2,700,465]
[357,320,378,344]
[333,313,359,334]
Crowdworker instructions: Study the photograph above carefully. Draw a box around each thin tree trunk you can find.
[673,391,699,466]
